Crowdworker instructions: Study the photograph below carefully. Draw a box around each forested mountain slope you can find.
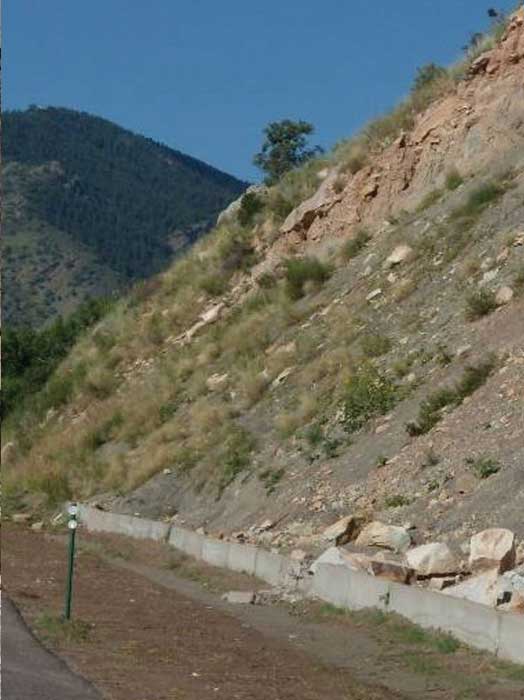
[2,107,246,326]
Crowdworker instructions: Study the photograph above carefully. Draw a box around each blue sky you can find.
[3,1,514,181]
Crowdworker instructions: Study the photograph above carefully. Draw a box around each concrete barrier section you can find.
[497,611,524,665]
[168,527,204,560]
[344,569,390,612]
[389,581,500,654]
[311,564,351,607]
[78,505,169,541]
[201,538,231,568]
[227,543,258,576]
[254,549,286,586]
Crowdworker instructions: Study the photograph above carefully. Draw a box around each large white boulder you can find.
[355,522,411,553]
[469,528,516,574]
[406,543,460,577]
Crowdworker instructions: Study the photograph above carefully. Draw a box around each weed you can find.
[284,256,331,300]
[341,228,370,260]
[305,422,324,446]
[199,273,227,297]
[25,471,72,508]
[436,344,453,366]
[467,456,501,479]
[465,288,497,320]
[84,411,123,450]
[422,448,440,467]
[376,455,388,468]
[343,364,398,434]
[416,189,442,212]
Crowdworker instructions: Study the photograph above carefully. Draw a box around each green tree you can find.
[253,119,322,184]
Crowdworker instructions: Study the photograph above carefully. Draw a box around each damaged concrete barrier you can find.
[77,505,170,542]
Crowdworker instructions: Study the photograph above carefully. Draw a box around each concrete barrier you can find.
[254,549,287,586]
[168,527,204,560]
[497,611,524,665]
[228,543,258,576]
[201,538,230,568]
[76,504,524,666]
[77,505,169,541]
[389,580,500,654]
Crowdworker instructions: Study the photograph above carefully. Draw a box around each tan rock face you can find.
[406,543,460,577]
[469,528,516,574]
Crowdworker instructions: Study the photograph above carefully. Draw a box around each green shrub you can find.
[445,168,464,191]
[412,64,448,93]
[384,494,412,508]
[467,456,501,479]
[258,467,285,495]
[199,273,228,297]
[407,357,495,436]
[451,181,506,221]
[238,191,265,226]
[284,256,331,300]
[343,364,398,434]
[465,288,497,321]
[26,471,72,508]
[218,427,255,496]
[341,228,370,261]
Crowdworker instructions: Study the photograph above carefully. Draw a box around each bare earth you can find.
[3,524,524,700]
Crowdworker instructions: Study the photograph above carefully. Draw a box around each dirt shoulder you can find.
[3,524,524,700]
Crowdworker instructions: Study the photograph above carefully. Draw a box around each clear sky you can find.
[3,1,515,181]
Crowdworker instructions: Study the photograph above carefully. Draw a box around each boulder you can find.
[406,543,460,577]
[206,372,229,391]
[222,591,256,605]
[368,559,414,584]
[308,547,371,575]
[443,570,499,607]
[322,515,364,546]
[280,169,342,234]
[11,513,31,524]
[469,528,516,574]
[495,286,514,306]
[386,245,414,268]
[355,522,411,553]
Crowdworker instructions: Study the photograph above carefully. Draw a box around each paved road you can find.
[2,597,102,699]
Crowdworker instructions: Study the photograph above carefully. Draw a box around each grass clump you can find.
[218,427,255,497]
[284,256,331,300]
[451,180,507,222]
[467,455,501,479]
[360,333,392,358]
[84,411,124,450]
[342,364,398,434]
[465,288,497,320]
[384,494,412,508]
[35,613,92,645]
[258,467,285,495]
[407,357,495,436]
[445,168,464,191]
[238,191,265,226]
[341,228,370,260]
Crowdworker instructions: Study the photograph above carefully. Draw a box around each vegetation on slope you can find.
[3,9,520,516]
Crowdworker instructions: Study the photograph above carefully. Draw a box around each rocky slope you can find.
[4,11,523,564]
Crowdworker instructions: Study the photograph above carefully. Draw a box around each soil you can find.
[4,524,524,700]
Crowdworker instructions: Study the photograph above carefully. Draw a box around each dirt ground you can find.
[3,524,524,700]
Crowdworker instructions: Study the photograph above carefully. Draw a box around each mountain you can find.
[2,107,247,326]
[3,11,524,559]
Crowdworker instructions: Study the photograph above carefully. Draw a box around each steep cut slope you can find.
[2,107,246,326]
[4,11,523,556]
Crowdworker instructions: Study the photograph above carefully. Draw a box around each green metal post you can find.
[64,514,77,620]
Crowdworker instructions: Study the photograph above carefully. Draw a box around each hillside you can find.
[2,107,246,327]
[4,9,524,559]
